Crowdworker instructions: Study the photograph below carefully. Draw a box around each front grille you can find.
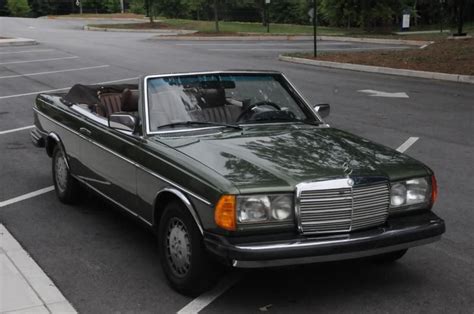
[297,180,390,234]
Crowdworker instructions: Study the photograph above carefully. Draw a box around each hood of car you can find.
[153,125,430,194]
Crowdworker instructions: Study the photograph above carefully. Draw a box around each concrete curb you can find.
[279,55,474,85]
[151,34,429,46]
[0,37,37,47]
[84,25,197,35]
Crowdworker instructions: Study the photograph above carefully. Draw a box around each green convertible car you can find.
[31,71,445,295]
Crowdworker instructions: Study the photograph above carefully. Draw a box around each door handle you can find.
[79,127,91,136]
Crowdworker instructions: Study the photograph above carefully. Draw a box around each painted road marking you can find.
[0,186,54,208]
[358,89,409,98]
[178,273,242,314]
[0,224,77,313]
[0,56,79,66]
[396,137,419,153]
[0,49,56,55]
[0,65,110,80]
[0,125,34,135]
[0,76,139,100]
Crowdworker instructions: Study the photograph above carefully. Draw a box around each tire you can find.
[158,201,220,296]
[52,144,80,204]
[371,249,408,264]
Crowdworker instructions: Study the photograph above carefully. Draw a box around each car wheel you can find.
[52,145,80,204]
[159,200,220,296]
[371,249,408,264]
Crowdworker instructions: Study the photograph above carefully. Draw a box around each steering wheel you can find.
[237,101,281,122]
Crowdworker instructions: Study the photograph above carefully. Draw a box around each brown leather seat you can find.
[121,89,139,112]
[98,93,122,117]
[198,88,241,124]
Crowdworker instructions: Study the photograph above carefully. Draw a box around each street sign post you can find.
[266,0,271,33]
[308,1,317,57]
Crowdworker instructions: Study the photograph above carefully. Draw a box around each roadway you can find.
[0,17,472,313]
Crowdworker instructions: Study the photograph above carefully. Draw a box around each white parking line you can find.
[177,273,242,314]
[0,76,139,100]
[0,56,78,66]
[0,186,54,208]
[396,137,419,153]
[0,49,55,55]
[0,125,34,135]
[0,65,110,80]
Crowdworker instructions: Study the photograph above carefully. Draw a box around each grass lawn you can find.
[84,16,473,40]
[287,38,474,76]
[88,18,355,36]
[49,13,145,19]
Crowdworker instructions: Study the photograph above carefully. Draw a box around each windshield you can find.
[146,73,316,133]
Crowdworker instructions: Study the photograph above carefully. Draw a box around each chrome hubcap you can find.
[55,150,68,192]
[166,218,191,277]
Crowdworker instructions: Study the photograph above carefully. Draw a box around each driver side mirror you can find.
[108,113,138,133]
[313,104,330,118]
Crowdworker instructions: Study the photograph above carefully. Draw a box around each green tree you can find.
[28,0,50,17]
[104,0,121,13]
[129,0,145,14]
[7,0,31,16]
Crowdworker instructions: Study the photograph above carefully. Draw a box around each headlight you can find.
[390,177,432,213]
[237,194,293,224]
[214,194,294,231]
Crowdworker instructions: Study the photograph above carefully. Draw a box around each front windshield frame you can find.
[143,71,323,135]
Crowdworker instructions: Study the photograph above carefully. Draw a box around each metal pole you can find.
[214,0,219,32]
[267,3,270,33]
[313,0,317,57]
[120,0,124,14]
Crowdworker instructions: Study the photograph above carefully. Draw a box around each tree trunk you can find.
[457,0,465,35]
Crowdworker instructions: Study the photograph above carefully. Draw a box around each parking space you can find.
[0,17,473,313]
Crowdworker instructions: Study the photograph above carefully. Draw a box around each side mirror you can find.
[313,104,330,118]
[108,113,138,132]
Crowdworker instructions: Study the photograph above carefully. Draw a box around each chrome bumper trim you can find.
[231,236,440,268]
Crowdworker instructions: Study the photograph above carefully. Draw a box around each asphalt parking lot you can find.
[0,17,473,313]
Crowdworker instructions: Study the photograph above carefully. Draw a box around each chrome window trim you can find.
[143,71,326,136]
[34,107,212,206]
[153,188,204,234]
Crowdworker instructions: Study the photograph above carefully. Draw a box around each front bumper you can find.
[204,211,445,268]
[30,128,46,147]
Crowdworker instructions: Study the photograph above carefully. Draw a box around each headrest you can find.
[121,89,139,112]
[199,88,226,108]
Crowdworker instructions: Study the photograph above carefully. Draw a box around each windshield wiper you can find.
[157,121,242,131]
[247,118,322,126]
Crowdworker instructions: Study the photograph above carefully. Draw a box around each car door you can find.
[77,117,140,212]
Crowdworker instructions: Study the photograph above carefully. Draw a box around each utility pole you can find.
[120,0,124,14]
[214,0,219,32]
[266,0,270,33]
[313,0,317,57]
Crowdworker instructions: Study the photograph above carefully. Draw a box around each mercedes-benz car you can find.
[31,71,445,296]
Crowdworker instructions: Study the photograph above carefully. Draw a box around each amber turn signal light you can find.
[431,175,438,205]
[215,195,236,231]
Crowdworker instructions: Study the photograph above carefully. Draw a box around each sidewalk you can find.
[0,224,76,313]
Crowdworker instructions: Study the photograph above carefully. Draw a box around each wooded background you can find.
[1,0,473,31]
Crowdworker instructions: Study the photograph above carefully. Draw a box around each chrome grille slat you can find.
[298,180,390,234]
